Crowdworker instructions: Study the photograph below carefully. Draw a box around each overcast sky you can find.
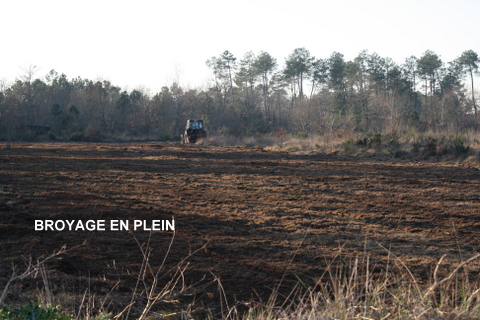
[2,0,479,93]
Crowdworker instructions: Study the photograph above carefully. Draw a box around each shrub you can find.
[68,127,105,142]
[434,134,471,157]
[408,110,420,129]
[84,126,104,141]
[343,139,354,155]
[368,134,382,148]
[161,133,172,141]
[68,131,85,141]
[411,142,421,154]
[449,134,470,156]
[0,302,68,320]
[387,139,402,157]
[14,130,36,142]
[421,137,437,158]
[293,131,308,139]
[355,137,368,147]
[273,128,288,139]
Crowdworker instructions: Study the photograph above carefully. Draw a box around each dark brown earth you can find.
[1,142,480,316]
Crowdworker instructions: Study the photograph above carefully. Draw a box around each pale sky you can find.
[2,0,479,93]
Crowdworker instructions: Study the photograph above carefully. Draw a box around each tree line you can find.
[0,49,478,141]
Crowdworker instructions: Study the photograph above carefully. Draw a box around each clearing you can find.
[1,142,480,314]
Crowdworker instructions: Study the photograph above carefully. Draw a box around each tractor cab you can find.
[182,119,207,143]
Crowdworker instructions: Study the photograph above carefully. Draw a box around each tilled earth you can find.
[1,142,480,315]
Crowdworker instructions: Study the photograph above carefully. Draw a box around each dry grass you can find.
[204,130,480,164]
[3,243,480,320]
[225,249,480,320]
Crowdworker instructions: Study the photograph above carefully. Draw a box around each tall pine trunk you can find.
[470,68,478,118]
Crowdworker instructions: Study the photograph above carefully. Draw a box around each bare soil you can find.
[1,142,480,315]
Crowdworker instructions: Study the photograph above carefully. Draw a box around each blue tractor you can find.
[182,119,207,143]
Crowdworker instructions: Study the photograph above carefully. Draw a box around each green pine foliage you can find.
[0,302,68,320]
[0,50,478,141]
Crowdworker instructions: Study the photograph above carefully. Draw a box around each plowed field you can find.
[1,142,480,315]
